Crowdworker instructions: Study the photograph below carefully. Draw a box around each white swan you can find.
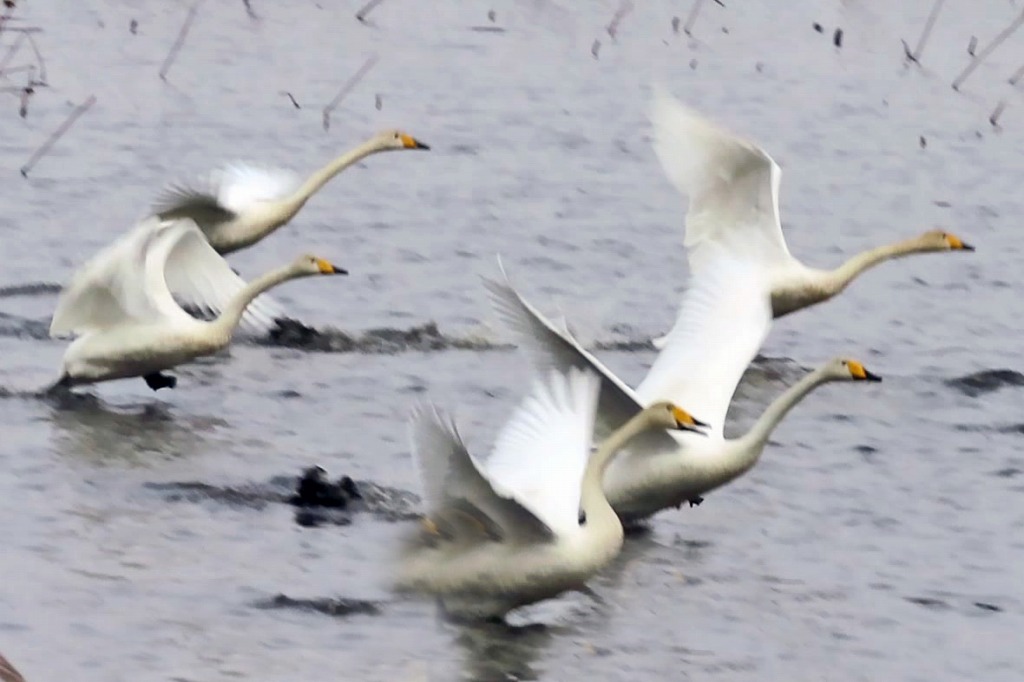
[153,129,430,255]
[485,262,881,523]
[649,86,973,348]
[50,217,346,391]
[396,367,706,620]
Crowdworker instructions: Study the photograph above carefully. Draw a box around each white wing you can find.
[485,368,600,539]
[50,217,174,336]
[483,259,682,450]
[650,84,793,272]
[635,248,772,437]
[409,405,554,544]
[212,163,302,215]
[153,163,301,235]
[147,218,285,333]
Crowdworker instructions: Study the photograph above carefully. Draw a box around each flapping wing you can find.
[157,220,286,334]
[635,248,772,437]
[650,84,792,273]
[483,260,679,451]
[484,368,600,539]
[153,163,301,236]
[50,217,170,337]
[409,405,555,545]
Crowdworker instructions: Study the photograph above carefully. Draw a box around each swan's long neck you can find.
[210,264,302,339]
[279,139,386,218]
[735,366,832,458]
[823,235,932,297]
[581,410,657,520]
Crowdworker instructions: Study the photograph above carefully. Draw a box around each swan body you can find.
[153,129,430,255]
[51,217,346,390]
[485,263,881,523]
[397,368,705,620]
[649,86,973,347]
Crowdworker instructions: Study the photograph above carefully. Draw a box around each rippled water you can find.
[1,1,1022,680]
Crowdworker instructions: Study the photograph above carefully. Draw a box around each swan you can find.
[49,217,346,391]
[396,367,707,621]
[649,86,973,348]
[153,129,430,255]
[484,260,881,523]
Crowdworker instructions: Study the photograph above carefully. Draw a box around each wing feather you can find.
[485,368,601,538]
[650,84,792,272]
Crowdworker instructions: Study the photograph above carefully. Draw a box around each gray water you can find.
[0,0,1022,679]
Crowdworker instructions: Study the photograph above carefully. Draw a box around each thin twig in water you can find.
[322,54,378,131]
[1009,61,1024,85]
[683,0,705,36]
[907,0,945,63]
[0,31,25,73]
[967,36,977,56]
[990,100,1007,128]
[280,91,300,108]
[24,31,44,82]
[20,94,96,177]
[242,0,257,20]
[952,9,1024,91]
[591,39,601,59]
[606,0,634,40]
[355,0,386,23]
[159,1,202,81]
[0,652,26,682]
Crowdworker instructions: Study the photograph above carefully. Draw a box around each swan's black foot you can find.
[290,466,360,508]
[687,496,704,508]
[143,372,177,391]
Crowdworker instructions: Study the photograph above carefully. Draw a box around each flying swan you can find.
[151,129,428,331]
[485,257,881,523]
[49,217,346,391]
[648,86,973,348]
[396,367,706,620]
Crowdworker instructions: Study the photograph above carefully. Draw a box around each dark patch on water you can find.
[905,596,950,610]
[0,281,62,297]
[262,320,504,354]
[146,469,421,522]
[0,312,49,340]
[945,369,1024,397]
[254,594,383,617]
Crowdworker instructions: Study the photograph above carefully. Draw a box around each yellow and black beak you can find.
[671,406,710,435]
[400,133,430,150]
[848,360,882,382]
[315,258,349,275]
[947,234,975,252]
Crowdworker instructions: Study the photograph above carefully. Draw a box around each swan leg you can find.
[143,372,177,391]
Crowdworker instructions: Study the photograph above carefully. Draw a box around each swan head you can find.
[375,129,430,151]
[294,255,348,276]
[919,229,974,252]
[646,401,710,434]
[826,357,882,382]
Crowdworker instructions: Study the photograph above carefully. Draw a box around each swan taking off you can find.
[49,217,346,391]
[153,129,430,255]
[649,86,973,347]
[485,261,881,523]
[397,368,707,621]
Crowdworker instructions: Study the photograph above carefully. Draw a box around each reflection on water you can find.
[46,394,228,464]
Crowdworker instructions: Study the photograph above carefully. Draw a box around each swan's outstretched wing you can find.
[146,218,285,333]
[50,217,172,336]
[483,262,679,451]
[153,163,301,233]
[409,405,555,545]
[484,368,600,539]
[635,249,772,437]
[650,85,792,272]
